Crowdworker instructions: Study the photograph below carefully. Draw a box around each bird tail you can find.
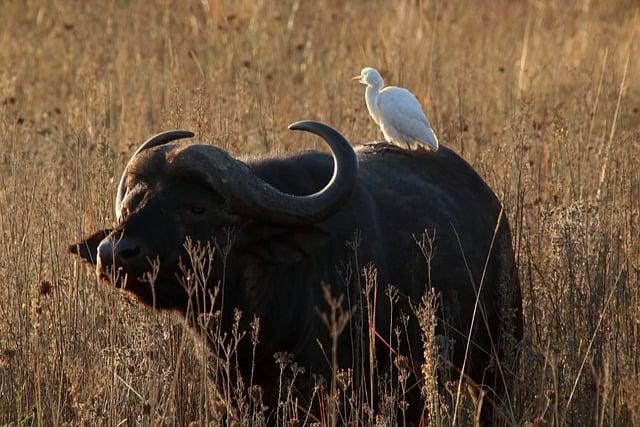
[420,127,439,151]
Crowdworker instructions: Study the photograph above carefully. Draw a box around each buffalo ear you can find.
[68,229,112,265]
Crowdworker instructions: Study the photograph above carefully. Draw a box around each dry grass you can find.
[1,0,639,425]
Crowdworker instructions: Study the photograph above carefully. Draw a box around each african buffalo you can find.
[70,121,522,423]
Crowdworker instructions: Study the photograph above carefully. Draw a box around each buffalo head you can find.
[70,121,358,311]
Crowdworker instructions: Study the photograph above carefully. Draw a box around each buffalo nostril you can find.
[119,245,140,260]
[114,239,143,267]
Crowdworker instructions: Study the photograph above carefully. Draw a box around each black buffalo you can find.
[70,121,522,423]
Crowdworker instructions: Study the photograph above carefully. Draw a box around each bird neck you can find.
[365,85,381,121]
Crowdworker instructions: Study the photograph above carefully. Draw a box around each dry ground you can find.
[0,0,639,425]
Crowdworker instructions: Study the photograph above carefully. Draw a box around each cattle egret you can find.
[352,67,439,151]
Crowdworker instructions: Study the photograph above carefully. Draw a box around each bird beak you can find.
[351,75,362,82]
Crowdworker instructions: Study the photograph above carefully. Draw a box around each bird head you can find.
[352,67,384,89]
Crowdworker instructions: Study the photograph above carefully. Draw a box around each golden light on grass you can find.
[1,0,638,425]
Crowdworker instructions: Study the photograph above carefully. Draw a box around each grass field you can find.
[1,0,639,425]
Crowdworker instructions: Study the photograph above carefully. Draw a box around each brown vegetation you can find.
[1,0,638,425]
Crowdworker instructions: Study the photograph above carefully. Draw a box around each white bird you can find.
[352,67,439,151]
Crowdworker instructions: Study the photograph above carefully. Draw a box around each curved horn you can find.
[115,130,194,220]
[224,120,358,225]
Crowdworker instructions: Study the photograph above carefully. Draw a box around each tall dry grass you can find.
[0,0,638,425]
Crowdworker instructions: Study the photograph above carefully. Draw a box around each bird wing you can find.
[377,87,439,149]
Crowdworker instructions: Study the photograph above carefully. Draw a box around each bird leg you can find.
[362,141,408,154]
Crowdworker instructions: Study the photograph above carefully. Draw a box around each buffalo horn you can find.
[173,120,358,225]
[115,130,194,220]
[233,120,359,224]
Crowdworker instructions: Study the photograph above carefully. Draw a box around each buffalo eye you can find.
[188,206,206,216]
